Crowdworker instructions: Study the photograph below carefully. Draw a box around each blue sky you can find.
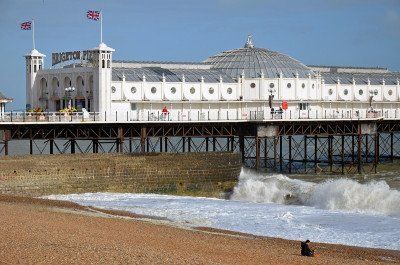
[0,0,399,109]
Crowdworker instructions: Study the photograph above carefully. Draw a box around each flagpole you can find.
[32,19,35,49]
[100,11,103,43]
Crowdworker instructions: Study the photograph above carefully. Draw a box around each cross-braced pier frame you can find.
[1,119,399,174]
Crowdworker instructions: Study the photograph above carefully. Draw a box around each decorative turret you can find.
[91,42,115,113]
[25,48,45,110]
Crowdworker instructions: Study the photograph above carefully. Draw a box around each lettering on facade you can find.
[52,50,96,66]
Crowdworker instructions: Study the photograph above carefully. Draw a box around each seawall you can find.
[0,152,241,196]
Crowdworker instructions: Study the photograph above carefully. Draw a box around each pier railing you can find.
[0,108,399,123]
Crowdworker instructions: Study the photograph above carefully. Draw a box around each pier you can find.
[1,111,399,174]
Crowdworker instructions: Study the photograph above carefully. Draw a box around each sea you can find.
[46,169,400,251]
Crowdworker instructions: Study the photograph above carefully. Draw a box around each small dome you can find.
[205,36,314,78]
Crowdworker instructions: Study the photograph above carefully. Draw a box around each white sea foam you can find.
[45,170,400,250]
[232,170,400,216]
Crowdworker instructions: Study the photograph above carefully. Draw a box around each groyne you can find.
[0,152,241,196]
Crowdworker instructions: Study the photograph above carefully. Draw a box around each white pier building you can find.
[25,36,400,121]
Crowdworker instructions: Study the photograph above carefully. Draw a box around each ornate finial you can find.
[352,77,355,84]
[142,74,146,82]
[182,74,185,82]
[244,35,254,48]
[260,71,264,78]
[162,73,166,82]
[219,75,223,82]
[367,78,370,85]
[337,78,340,84]
[241,70,245,78]
[382,78,385,85]
[295,71,299,78]
[200,76,204,82]
[397,78,399,85]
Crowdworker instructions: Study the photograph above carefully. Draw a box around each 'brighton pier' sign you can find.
[52,50,96,66]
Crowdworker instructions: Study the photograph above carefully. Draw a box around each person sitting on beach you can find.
[301,240,314,257]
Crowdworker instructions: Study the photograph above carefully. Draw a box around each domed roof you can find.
[204,36,314,79]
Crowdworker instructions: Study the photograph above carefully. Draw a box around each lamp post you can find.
[65,86,75,109]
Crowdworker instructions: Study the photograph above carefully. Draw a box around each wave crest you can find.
[231,170,400,216]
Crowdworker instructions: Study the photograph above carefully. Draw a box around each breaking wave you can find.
[231,169,400,216]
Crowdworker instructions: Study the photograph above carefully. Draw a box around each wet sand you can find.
[0,195,399,265]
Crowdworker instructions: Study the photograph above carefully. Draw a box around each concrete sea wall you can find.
[0,152,241,196]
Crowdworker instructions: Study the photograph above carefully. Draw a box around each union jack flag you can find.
[20,21,32,30]
[86,10,100,21]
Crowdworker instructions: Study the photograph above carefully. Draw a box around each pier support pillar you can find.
[49,139,54,154]
[117,127,124,153]
[288,135,292,173]
[374,132,379,173]
[314,135,318,173]
[206,137,209,152]
[328,135,333,172]
[341,135,345,174]
[140,127,146,153]
[29,139,33,155]
[239,134,245,163]
[70,139,76,154]
[390,132,394,161]
[255,135,260,170]
[93,139,99,153]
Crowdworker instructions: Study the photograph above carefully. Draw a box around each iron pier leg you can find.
[304,135,307,173]
[140,127,146,153]
[70,139,76,154]
[390,132,394,161]
[230,136,234,152]
[182,137,186,153]
[255,135,260,170]
[357,130,362,174]
[117,127,124,153]
[29,139,33,155]
[146,138,150,153]
[328,135,333,172]
[4,140,8,156]
[93,139,99,153]
[341,135,345,174]
[164,137,168,152]
[273,136,278,172]
[159,137,163,153]
[206,137,209,152]
[352,135,355,163]
[374,132,379,173]
[239,135,245,163]
[188,137,191,152]
[365,134,369,163]
[129,138,132,153]
[314,135,318,173]
[264,138,267,168]
[279,136,283,172]
[213,137,216,152]
[50,139,54,154]
[288,135,292,174]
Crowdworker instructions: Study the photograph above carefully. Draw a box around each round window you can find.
[287,83,291,88]
[111,86,116,93]
[190,87,195,94]
[209,87,214,94]
[374,89,378,96]
[227,87,233,94]
[170,87,176,94]
[388,90,393,96]
[250,83,256,88]
[312,84,315,89]
[301,83,305,88]
[131,87,137,94]
[344,89,348,95]
[151,87,157,94]
[269,83,275,88]
[359,89,363,95]
[328,89,333,95]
